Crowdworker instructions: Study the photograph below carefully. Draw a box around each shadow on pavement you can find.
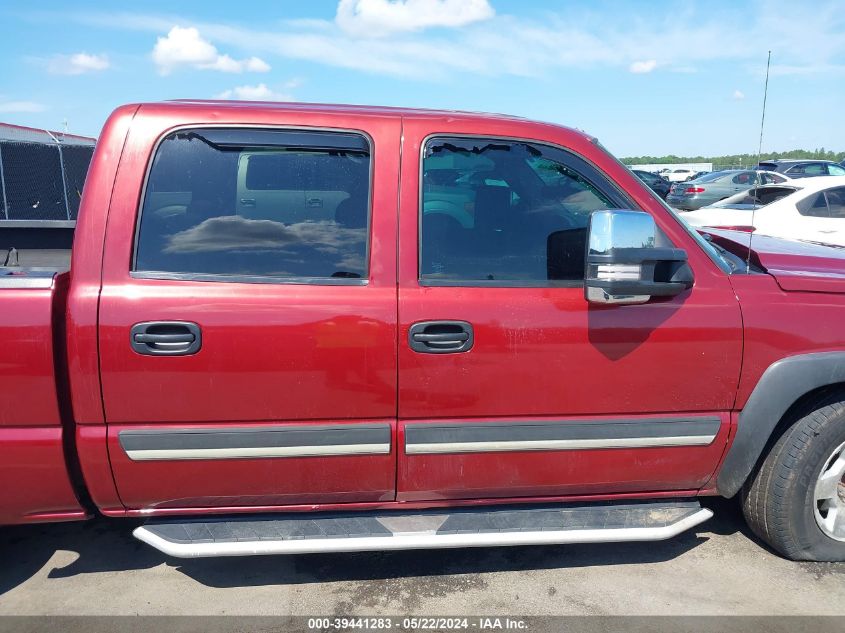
[0,518,153,596]
[1,497,752,595]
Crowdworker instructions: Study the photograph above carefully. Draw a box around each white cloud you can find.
[733,89,745,100]
[202,54,270,73]
[152,26,270,74]
[0,100,47,113]
[46,52,110,75]
[629,60,658,74]
[61,2,845,80]
[214,82,295,101]
[336,0,494,37]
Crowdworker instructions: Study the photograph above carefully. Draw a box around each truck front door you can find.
[397,117,743,501]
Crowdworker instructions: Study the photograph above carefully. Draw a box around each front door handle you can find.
[409,321,474,354]
[130,321,202,356]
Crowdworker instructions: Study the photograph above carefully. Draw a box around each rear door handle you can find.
[409,321,474,354]
[130,321,202,356]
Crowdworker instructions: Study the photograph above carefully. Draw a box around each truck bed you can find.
[2,248,71,271]
[1,226,73,271]
[0,270,86,524]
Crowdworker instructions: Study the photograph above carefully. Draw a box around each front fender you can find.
[716,351,845,497]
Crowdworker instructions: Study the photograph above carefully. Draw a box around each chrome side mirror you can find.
[585,210,693,305]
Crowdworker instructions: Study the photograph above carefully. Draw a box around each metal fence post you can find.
[45,130,71,221]
[0,143,7,220]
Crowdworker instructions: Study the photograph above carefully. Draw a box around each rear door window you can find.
[134,129,371,281]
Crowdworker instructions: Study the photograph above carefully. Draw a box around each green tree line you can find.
[622,149,845,165]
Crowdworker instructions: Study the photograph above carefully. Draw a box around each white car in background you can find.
[665,168,698,182]
[681,176,845,247]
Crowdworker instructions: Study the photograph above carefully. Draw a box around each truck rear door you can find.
[396,116,743,501]
[98,111,400,510]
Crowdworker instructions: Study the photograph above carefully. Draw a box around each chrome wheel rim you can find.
[814,439,845,542]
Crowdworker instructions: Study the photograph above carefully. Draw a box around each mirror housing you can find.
[585,210,694,305]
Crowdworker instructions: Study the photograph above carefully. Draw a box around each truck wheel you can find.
[741,398,845,561]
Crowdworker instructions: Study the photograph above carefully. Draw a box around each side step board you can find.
[133,500,713,558]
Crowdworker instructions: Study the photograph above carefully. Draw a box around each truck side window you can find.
[420,137,621,285]
[134,129,371,282]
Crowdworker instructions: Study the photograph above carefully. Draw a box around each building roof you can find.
[0,122,96,145]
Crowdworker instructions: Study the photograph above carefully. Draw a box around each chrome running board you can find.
[133,500,713,558]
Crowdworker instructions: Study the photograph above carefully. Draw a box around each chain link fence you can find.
[0,125,96,224]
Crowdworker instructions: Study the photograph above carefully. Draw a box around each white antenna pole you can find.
[748,50,771,273]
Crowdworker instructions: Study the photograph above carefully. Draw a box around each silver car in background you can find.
[666,169,789,211]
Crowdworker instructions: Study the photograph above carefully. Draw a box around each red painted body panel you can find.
[107,421,396,509]
[102,488,700,519]
[0,282,85,523]
[67,104,139,426]
[396,414,731,501]
[728,274,845,408]
[0,287,63,427]
[697,411,739,496]
[705,229,845,293]
[99,284,397,424]
[0,427,87,524]
[396,286,742,417]
[75,424,124,514]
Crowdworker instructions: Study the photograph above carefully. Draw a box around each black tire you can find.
[741,397,845,561]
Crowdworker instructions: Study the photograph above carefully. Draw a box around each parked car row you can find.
[662,168,700,182]
[632,159,845,248]
[631,169,671,198]
[633,169,718,199]
[681,176,845,247]
[666,170,791,211]
[756,159,845,178]
[633,159,845,203]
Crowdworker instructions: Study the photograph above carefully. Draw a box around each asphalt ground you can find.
[0,498,842,620]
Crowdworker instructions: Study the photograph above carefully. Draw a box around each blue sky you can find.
[1,0,843,157]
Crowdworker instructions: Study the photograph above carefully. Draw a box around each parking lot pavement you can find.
[0,498,842,617]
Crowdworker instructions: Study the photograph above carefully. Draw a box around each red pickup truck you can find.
[3,101,845,562]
